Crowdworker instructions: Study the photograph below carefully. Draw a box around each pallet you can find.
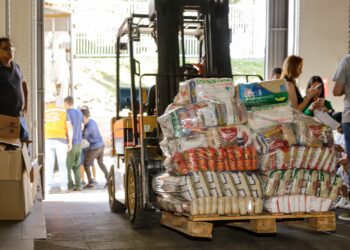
[161,211,336,238]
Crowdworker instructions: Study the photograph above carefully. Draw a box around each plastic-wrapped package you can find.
[318,147,331,170]
[211,196,218,214]
[276,169,292,196]
[317,172,331,198]
[308,148,323,170]
[246,197,255,214]
[294,146,309,169]
[247,103,294,130]
[172,152,190,175]
[175,78,241,125]
[264,197,280,213]
[304,170,318,196]
[238,197,248,215]
[322,150,337,173]
[224,196,232,214]
[289,169,304,195]
[254,198,264,214]
[234,146,245,171]
[176,78,234,103]
[245,172,264,198]
[161,134,208,157]
[191,171,210,197]
[156,195,189,214]
[244,146,258,170]
[328,175,343,201]
[190,199,199,215]
[231,172,251,197]
[157,101,227,138]
[231,196,239,214]
[204,196,212,214]
[218,197,225,215]
[198,197,205,215]
[256,124,296,153]
[294,114,334,147]
[299,194,306,212]
[178,176,197,201]
[321,199,332,212]
[152,172,181,195]
[264,170,282,197]
[207,125,253,148]
[217,172,238,197]
[204,171,223,197]
[238,79,288,107]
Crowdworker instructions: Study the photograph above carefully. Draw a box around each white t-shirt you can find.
[333,54,350,123]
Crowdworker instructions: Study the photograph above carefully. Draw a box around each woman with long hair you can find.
[281,55,319,112]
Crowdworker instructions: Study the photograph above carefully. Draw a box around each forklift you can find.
[108,0,233,228]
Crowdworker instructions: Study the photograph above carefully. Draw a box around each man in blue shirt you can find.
[81,108,109,188]
[64,96,83,191]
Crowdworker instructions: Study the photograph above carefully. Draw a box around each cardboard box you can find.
[0,114,20,146]
[0,145,33,220]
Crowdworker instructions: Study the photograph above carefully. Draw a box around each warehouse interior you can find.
[1,0,350,249]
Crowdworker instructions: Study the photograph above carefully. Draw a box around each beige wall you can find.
[295,0,349,112]
[0,0,6,36]
[2,0,39,159]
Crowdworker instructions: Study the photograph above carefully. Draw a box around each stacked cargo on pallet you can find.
[153,78,341,217]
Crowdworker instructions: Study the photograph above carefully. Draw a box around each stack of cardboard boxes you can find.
[0,114,34,220]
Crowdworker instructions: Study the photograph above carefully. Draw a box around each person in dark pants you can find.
[0,37,29,141]
[81,108,109,189]
[64,96,83,191]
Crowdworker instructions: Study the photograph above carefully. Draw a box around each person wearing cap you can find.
[0,37,29,140]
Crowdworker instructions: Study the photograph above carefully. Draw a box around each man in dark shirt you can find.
[64,96,84,191]
[0,37,29,140]
[81,108,109,188]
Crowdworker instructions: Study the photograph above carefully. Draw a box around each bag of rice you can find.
[178,176,197,201]
[204,171,223,197]
[276,169,292,196]
[264,170,282,197]
[191,171,210,197]
[217,172,238,197]
[305,170,318,196]
[231,196,239,214]
[238,197,248,215]
[328,175,343,201]
[317,172,331,198]
[245,172,264,198]
[289,169,304,195]
[254,198,264,214]
[231,172,251,197]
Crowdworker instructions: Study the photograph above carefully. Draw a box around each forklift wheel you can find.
[108,165,126,213]
[126,153,158,228]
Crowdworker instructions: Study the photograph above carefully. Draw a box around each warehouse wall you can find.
[0,0,6,35]
[294,0,349,112]
[2,0,40,161]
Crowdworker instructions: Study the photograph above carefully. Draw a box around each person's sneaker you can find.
[93,180,98,185]
[81,181,86,186]
[343,203,350,209]
[75,187,82,191]
[83,183,95,189]
[335,197,349,208]
[339,213,350,221]
[68,187,75,192]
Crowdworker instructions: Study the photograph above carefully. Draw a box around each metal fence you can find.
[74,0,265,58]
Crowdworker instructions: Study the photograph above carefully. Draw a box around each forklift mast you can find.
[150,0,232,116]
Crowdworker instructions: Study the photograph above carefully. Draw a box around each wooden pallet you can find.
[161,211,336,238]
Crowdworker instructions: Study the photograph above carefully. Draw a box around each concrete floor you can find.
[0,200,46,250]
[34,188,350,250]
